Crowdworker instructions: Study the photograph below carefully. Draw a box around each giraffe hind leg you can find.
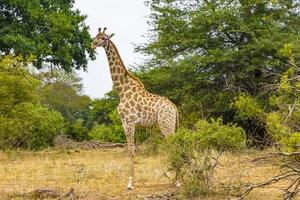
[157,109,176,137]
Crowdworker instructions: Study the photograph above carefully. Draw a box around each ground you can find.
[0,148,295,200]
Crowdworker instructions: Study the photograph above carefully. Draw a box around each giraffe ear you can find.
[109,33,115,38]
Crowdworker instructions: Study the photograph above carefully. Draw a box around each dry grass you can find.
[0,148,294,200]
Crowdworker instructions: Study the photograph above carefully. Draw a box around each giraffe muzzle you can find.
[91,43,97,49]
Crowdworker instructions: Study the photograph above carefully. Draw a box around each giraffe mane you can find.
[109,40,145,88]
[127,71,145,88]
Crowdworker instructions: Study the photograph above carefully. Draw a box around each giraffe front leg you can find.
[125,123,135,190]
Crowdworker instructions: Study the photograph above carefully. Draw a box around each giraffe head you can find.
[91,27,115,49]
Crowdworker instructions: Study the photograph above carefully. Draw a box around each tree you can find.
[0,55,65,149]
[40,81,91,122]
[38,70,91,141]
[86,90,119,128]
[0,0,95,71]
[138,0,300,142]
[235,51,300,150]
[39,70,91,122]
[0,55,39,113]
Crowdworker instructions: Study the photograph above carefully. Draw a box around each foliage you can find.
[0,0,97,147]
[67,118,90,141]
[86,90,119,128]
[87,90,153,144]
[37,69,84,92]
[233,93,265,121]
[0,55,39,113]
[0,0,95,71]
[87,92,124,143]
[194,118,247,151]
[89,110,125,143]
[231,41,299,150]
[89,124,113,142]
[0,103,65,150]
[0,55,66,149]
[39,72,91,123]
[266,60,300,151]
[164,118,246,197]
[137,0,300,143]
[143,132,163,155]
[36,70,92,141]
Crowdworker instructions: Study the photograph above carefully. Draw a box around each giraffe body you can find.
[118,90,177,134]
[92,28,178,189]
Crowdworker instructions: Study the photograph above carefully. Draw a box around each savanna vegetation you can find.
[0,0,299,199]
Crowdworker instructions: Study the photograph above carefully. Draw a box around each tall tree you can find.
[0,0,95,71]
[138,0,300,141]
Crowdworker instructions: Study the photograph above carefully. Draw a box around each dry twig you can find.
[238,151,300,200]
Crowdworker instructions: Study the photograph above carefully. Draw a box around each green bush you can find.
[0,115,23,149]
[88,110,125,143]
[0,55,39,114]
[233,93,265,122]
[0,103,65,150]
[266,64,300,152]
[88,124,125,143]
[67,118,90,141]
[194,118,247,151]
[143,127,163,155]
[164,118,246,198]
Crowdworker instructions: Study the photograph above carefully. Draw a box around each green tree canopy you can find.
[39,70,91,122]
[137,0,300,142]
[0,0,95,71]
[0,55,39,113]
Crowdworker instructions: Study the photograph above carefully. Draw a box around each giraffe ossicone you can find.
[92,27,179,190]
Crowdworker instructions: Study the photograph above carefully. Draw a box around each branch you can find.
[252,152,300,163]
[284,101,297,123]
[238,172,299,199]
[238,151,300,199]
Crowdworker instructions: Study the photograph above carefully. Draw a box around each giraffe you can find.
[91,27,179,190]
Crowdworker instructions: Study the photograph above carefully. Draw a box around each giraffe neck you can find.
[104,40,144,96]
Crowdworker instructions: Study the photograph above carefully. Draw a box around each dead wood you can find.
[20,187,76,199]
[54,134,125,150]
[237,151,300,200]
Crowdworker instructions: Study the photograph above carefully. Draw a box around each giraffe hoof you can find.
[127,177,134,190]
[127,183,134,190]
[175,181,181,188]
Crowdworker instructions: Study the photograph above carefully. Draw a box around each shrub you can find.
[266,64,300,152]
[0,103,65,150]
[0,55,39,114]
[88,124,125,143]
[164,118,246,198]
[233,93,265,122]
[67,118,90,141]
[143,127,163,155]
[88,110,125,143]
[194,118,247,151]
[88,109,153,144]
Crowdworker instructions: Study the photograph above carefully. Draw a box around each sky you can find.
[74,0,150,99]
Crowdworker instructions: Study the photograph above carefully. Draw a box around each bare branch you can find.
[238,151,300,200]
